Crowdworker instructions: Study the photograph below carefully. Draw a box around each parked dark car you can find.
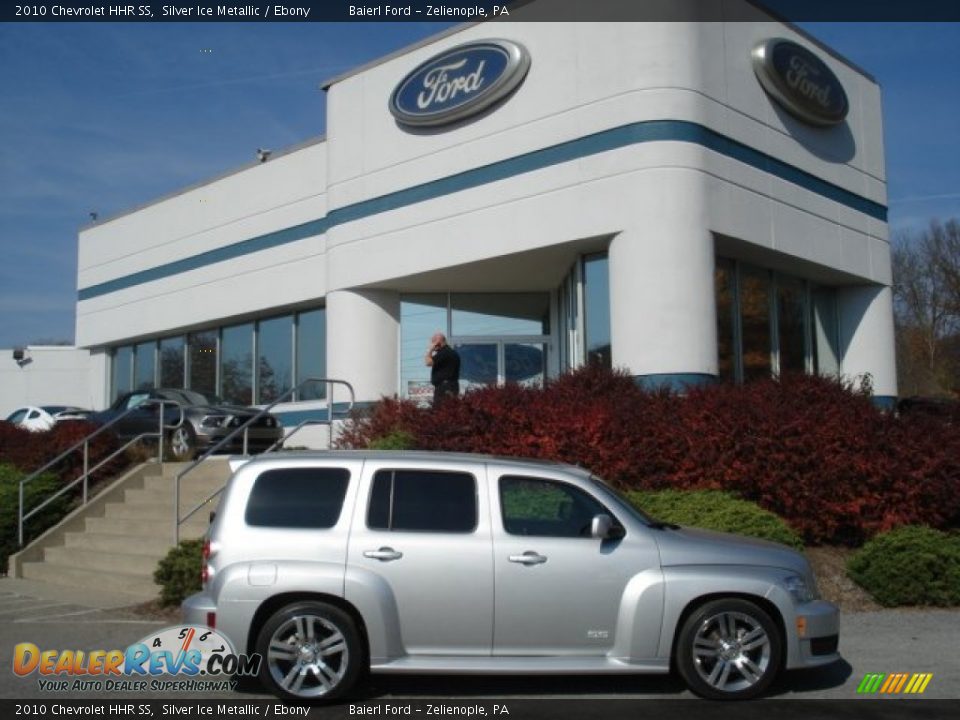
[91,388,284,460]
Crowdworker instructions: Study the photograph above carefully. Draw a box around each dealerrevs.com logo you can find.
[12,625,262,692]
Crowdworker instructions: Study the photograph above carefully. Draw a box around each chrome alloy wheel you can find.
[691,610,772,694]
[170,426,192,459]
[266,614,349,698]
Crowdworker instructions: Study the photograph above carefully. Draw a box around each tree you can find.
[892,219,960,396]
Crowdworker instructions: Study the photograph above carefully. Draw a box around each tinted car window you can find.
[500,475,615,538]
[368,470,476,533]
[245,467,350,528]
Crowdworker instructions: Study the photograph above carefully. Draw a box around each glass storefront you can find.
[716,258,840,382]
[111,346,132,402]
[296,309,327,400]
[715,260,737,383]
[159,336,185,388]
[220,323,254,405]
[400,292,551,399]
[558,252,611,372]
[257,316,293,404]
[133,341,156,391]
[110,307,325,404]
[582,253,611,368]
[188,331,217,397]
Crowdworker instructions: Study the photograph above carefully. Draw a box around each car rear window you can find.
[368,469,476,533]
[245,467,350,528]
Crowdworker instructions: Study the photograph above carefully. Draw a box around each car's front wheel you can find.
[256,601,363,700]
[676,598,782,700]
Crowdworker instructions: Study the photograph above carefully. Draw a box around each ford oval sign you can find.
[752,38,848,127]
[389,40,530,128]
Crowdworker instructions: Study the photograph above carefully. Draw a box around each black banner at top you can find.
[3,0,960,23]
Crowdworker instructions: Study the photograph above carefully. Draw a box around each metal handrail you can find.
[174,378,355,543]
[17,399,184,547]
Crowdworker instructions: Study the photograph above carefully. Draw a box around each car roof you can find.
[238,449,589,474]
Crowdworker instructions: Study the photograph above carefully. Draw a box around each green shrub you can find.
[154,538,203,607]
[626,489,804,549]
[0,463,71,574]
[368,429,416,450]
[847,526,960,607]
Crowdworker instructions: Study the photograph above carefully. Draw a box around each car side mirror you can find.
[591,514,625,540]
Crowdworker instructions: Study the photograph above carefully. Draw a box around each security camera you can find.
[256,148,272,163]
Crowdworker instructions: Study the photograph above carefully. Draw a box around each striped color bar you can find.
[857,673,933,694]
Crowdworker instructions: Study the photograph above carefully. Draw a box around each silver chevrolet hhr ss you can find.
[182,451,839,701]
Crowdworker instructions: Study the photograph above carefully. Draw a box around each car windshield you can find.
[586,475,661,527]
[40,405,69,414]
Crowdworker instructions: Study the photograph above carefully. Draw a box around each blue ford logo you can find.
[752,38,848,127]
[389,39,530,128]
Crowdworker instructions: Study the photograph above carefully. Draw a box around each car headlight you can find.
[782,574,819,604]
[200,415,228,428]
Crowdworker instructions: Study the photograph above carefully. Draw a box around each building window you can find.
[583,253,611,368]
[777,276,807,374]
[159,336,185,388]
[296,308,327,400]
[257,315,293,404]
[740,266,773,381]
[450,293,549,336]
[715,259,738,382]
[812,287,840,375]
[133,341,156,390]
[220,323,253,405]
[715,258,841,382]
[399,293,550,400]
[111,346,133,401]
[188,331,217,397]
[558,251,611,372]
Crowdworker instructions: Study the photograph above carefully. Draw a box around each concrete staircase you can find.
[12,459,232,602]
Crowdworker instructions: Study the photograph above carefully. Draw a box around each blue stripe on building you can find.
[78,120,887,301]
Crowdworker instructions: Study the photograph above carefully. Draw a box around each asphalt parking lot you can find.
[1,577,956,702]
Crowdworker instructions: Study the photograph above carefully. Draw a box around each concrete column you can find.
[326,289,400,405]
[608,175,717,389]
[837,284,898,405]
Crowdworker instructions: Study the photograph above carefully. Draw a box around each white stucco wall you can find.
[72,1,896,406]
[0,347,98,417]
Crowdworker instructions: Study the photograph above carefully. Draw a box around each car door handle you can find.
[508,551,547,565]
[364,547,403,562]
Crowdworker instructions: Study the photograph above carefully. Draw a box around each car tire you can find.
[676,598,782,700]
[168,424,196,461]
[256,601,363,701]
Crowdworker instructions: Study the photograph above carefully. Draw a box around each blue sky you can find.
[0,21,957,349]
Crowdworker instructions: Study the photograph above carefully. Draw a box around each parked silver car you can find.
[183,451,839,701]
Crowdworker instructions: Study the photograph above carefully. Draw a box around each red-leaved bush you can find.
[337,367,960,545]
[0,420,126,486]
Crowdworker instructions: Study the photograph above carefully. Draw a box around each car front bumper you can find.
[791,599,841,669]
[196,427,283,453]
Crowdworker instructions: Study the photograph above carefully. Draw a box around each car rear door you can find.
[345,458,493,656]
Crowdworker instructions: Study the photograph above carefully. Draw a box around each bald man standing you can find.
[425,332,461,407]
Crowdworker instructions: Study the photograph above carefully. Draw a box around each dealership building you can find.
[68,2,896,437]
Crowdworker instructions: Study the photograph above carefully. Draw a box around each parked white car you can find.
[4,405,90,431]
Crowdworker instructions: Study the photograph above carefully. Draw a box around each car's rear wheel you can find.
[676,598,782,700]
[256,601,362,700]
[168,424,196,461]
